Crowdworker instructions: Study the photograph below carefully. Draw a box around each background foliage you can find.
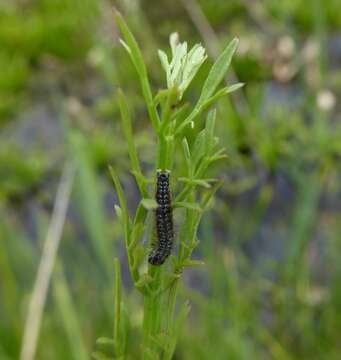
[1,0,341,359]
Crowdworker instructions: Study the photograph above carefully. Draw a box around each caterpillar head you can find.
[156,169,170,183]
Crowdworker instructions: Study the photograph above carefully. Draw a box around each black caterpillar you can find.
[148,170,174,266]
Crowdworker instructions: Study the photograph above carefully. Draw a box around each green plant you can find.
[94,10,243,360]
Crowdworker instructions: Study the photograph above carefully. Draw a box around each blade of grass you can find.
[20,162,75,360]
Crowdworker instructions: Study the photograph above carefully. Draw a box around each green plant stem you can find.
[166,279,178,335]
[142,90,178,357]
[159,88,178,135]
[157,135,168,171]
[143,267,164,359]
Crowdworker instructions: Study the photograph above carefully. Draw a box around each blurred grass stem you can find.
[20,162,75,360]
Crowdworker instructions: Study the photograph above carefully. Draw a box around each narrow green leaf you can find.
[192,129,206,167]
[182,138,192,173]
[113,10,146,77]
[182,259,205,267]
[178,177,213,188]
[129,222,145,251]
[173,202,202,211]
[193,179,211,188]
[199,83,244,113]
[113,9,160,130]
[205,110,216,154]
[218,82,244,95]
[133,202,148,227]
[201,180,224,209]
[209,154,228,163]
[196,38,239,108]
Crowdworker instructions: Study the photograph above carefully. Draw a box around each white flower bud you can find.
[158,33,207,100]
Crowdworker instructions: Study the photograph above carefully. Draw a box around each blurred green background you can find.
[1,0,341,359]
